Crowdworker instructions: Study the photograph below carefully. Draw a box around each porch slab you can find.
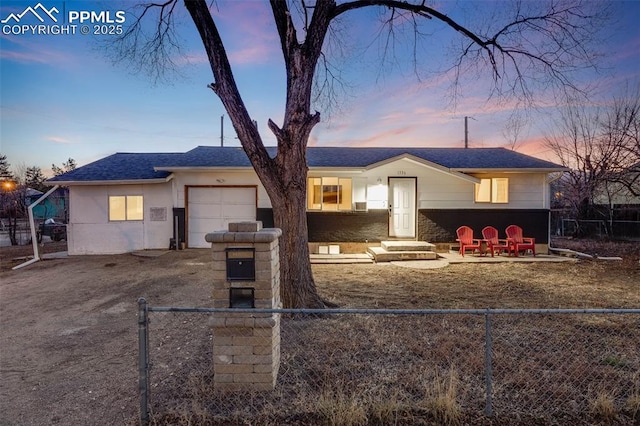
[381,241,436,252]
[439,252,577,263]
[310,253,374,264]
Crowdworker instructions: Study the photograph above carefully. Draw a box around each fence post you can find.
[484,309,493,416]
[138,298,150,426]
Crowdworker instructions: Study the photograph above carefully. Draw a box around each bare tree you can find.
[52,158,77,177]
[1,161,49,245]
[0,155,20,245]
[0,168,26,246]
[502,113,529,151]
[600,88,640,197]
[544,86,640,234]
[117,0,609,307]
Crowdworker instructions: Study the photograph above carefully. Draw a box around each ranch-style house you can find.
[47,146,567,255]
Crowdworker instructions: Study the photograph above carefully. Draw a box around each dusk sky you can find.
[1,0,639,177]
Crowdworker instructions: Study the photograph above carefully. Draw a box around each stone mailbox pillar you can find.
[205,221,282,391]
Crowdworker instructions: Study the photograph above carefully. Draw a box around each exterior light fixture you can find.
[1,180,17,192]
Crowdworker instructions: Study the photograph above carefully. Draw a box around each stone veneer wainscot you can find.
[205,221,282,391]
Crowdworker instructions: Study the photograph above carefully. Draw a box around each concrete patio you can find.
[310,248,588,267]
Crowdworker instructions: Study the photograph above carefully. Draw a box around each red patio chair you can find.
[482,226,511,257]
[505,225,536,257]
[456,226,482,256]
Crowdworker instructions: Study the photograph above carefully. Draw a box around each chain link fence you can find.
[555,218,640,240]
[138,301,640,425]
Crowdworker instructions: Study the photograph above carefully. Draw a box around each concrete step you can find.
[367,246,438,262]
[381,241,436,252]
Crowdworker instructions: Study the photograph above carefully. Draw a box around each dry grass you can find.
[590,391,617,423]
[146,311,638,425]
[422,368,462,426]
[317,387,368,426]
[137,238,639,425]
[626,373,640,422]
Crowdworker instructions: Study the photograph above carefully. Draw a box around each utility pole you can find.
[464,116,469,148]
[220,115,224,147]
[464,116,476,148]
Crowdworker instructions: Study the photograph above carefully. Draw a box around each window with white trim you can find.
[475,178,509,203]
[109,195,144,221]
[307,177,352,211]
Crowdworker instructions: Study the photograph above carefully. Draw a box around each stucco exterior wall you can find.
[67,183,173,255]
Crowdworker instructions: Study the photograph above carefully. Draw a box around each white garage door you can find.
[187,187,256,248]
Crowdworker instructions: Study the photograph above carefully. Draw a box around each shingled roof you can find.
[48,146,566,184]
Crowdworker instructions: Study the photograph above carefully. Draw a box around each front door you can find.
[389,177,416,238]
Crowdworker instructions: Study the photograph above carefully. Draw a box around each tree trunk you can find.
[184,0,326,308]
[9,215,18,246]
[269,169,323,308]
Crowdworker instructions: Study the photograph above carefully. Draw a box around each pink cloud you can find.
[211,2,279,66]
[0,49,51,64]
[172,52,209,66]
[229,45,273,65]
[513,136,563,163]
[329,125,414,147]
[47,136,74,144]
[0,35,77,66]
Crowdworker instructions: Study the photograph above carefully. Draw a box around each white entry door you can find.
[187,187,256,248]
[389,178,416,238]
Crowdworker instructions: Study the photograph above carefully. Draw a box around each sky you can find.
[1,0,639,177]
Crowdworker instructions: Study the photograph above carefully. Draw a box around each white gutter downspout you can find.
[13,185,60,270]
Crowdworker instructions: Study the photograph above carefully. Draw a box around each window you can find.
[475,178,509,203]
[307,177,352,211]
[109,195,144,221]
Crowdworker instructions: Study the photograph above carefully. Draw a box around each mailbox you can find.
[229,287,255,308]
[226,248,255,281]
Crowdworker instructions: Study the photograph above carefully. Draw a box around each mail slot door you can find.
[226,248,255,281]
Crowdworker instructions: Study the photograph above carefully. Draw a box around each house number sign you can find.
[397,170,407,175]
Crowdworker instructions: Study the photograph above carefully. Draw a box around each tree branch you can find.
[184,0,275,174]
[332,0,607,103]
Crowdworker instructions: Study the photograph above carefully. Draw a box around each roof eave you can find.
[308,167,366,173]
[364,155,480,183]
[45,176,173,186]
[154,166,253,172]
[454,167,569,173]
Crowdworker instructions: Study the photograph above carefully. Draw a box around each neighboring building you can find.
[593,164,640,208]
[25,187,68,222]
[47,146,567,255]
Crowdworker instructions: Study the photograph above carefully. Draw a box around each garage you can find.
[187,186,257,248]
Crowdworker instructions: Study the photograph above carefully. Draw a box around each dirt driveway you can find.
[0,249,214,425]
[0,240,639,425]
